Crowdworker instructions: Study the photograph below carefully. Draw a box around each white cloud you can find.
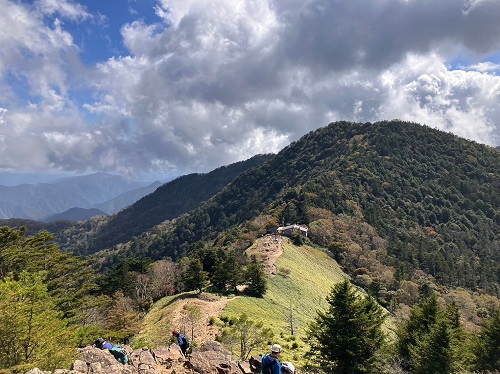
[1,0,500,178]
[35,0,91,21]
[466,62,500,73]
[379,54,500,145]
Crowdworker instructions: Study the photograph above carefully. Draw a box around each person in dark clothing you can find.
[261,344,282,374]
[172,329,190,355]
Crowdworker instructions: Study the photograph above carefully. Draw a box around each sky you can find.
[1,0,500,183]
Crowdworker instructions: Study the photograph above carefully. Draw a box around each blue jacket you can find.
[261,353,281,374]
[101,341,113,350]
[177,333,189,348]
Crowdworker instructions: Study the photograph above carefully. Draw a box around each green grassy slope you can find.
[135,238,393,366]
[221,238,347,362]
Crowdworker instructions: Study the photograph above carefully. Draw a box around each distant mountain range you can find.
[0,172,161,221]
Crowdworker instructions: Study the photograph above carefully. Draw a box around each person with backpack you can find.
[261,344,282,374]
[94,338,129,364]
[172,329,190,355]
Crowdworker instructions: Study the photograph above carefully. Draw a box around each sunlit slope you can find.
[224,239,347,336]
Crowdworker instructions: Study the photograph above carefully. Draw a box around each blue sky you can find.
[1,0,500,183]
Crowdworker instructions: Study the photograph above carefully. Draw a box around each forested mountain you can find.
[3,120,500,372]
[0,154,274,254]
[92,120,500,296]
[80,154,274,253]
[41,207,107,223]
[92,181,163,214]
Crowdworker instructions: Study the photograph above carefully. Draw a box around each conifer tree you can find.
[396,294,467,373]
[395,293,439,371]
[183,258,208,293]
[244,257,267,297]
[472,309,500,371]
[410,319,453,374]
[307,280,386,373]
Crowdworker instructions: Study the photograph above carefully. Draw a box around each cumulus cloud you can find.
[1,0,500,179]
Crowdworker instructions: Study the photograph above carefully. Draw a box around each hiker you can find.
[261,344,282,374]
[282,361,296,374]
[172,329,190,355]
[94,338,129,364]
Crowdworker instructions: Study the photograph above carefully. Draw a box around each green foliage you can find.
[0,271,76,372]
[0,226,98,318]
[395,294,467,373]
[183,258,208,293]
[472,309,500,371]
[217,313,273,360]
[244,257,267,297]
[212,252,243,293]
[307,280,386,373]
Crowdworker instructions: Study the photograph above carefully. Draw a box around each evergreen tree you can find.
[410,319,453,374]
[472,309,500,371]
[183,258,208,293]
[307,280,386,373]
[395,293,439,371]
[244,257,267,297]
[212,253,242,293]
[0,227,97,318]
[396,294,467,373]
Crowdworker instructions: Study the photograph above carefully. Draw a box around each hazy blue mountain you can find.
[93,181,163,214]
[0,172,75,186]
[0,173,150,220]
[0,200,44,220]
[42,207,108,223]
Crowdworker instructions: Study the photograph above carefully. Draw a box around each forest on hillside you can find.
[2,120,500,372]
[84,121,500,298]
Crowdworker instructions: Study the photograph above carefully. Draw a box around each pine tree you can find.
[244,257,267,297]
[395,293,439,371]
[410,319,453,374]
[212,253,242,293]
[307,280,386,373]
[183,258,208,293]
[396,294,467,373]
[473,309,500,371]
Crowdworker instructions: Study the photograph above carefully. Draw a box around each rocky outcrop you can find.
[25,342,263,374]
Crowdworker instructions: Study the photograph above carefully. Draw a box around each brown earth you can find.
[246,234,284,276]
[170,293,236,344]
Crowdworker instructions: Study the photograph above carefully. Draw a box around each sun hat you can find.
[271,344,282,353]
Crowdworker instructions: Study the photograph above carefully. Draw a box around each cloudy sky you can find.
[1,0,500,182]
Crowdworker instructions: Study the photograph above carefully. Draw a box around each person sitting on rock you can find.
[94,338,129,364]
[261,344,282,374]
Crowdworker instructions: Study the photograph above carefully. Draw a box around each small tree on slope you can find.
[307,279,386,374]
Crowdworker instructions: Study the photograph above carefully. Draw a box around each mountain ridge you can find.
[88,121,500,297]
